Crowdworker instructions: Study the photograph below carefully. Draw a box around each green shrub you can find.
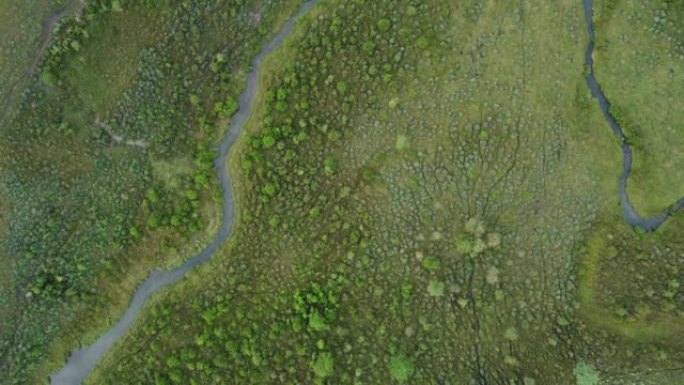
[389,354,414,382]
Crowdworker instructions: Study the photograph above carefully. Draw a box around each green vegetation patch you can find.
[87,1,682,384]
[0,0,306,383]
[60,1,173,114]
[594,0,684,215]
[4,0,684,384]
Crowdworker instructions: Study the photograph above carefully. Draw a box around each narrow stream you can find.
[46,0,684,383]
[582,0,684,231]
[50,1,318,383]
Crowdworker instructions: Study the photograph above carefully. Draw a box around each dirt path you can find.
[96,118,148,148]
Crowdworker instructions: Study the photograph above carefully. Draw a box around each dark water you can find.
[49,1,319,384]
[582,0,684,231]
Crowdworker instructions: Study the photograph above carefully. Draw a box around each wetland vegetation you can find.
[1,0,683,384]
[593,0,684,216]
[1,0,304,383]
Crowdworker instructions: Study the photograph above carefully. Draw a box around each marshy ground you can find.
[1,0,683,384]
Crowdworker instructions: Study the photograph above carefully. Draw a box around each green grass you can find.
[593,0,684,216]
[4,0,684,384]
[0,1,307,384]
[578,222,684,342]
[61,2,172,115]
[86,1,684,384]
[0,0,75,105]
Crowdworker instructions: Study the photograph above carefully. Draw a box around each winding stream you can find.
[583,0,684,231]
[46,0,684,383]
[50,1,318,384]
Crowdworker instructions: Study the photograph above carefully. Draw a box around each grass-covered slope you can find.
[87,1,684,384]
[0,0,303,383]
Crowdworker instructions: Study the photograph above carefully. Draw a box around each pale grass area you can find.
[63,4,171,116]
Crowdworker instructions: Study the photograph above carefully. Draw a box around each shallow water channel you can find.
[582,0,684,231]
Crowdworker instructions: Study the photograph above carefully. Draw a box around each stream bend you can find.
[49,1,684,383]
[583,0,684,231]
[50,1,319,384]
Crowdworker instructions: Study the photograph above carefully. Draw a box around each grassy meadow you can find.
[84,1,684,384]
[593,0,684,216]
[2,0,683,384]
[0,0,303,383]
